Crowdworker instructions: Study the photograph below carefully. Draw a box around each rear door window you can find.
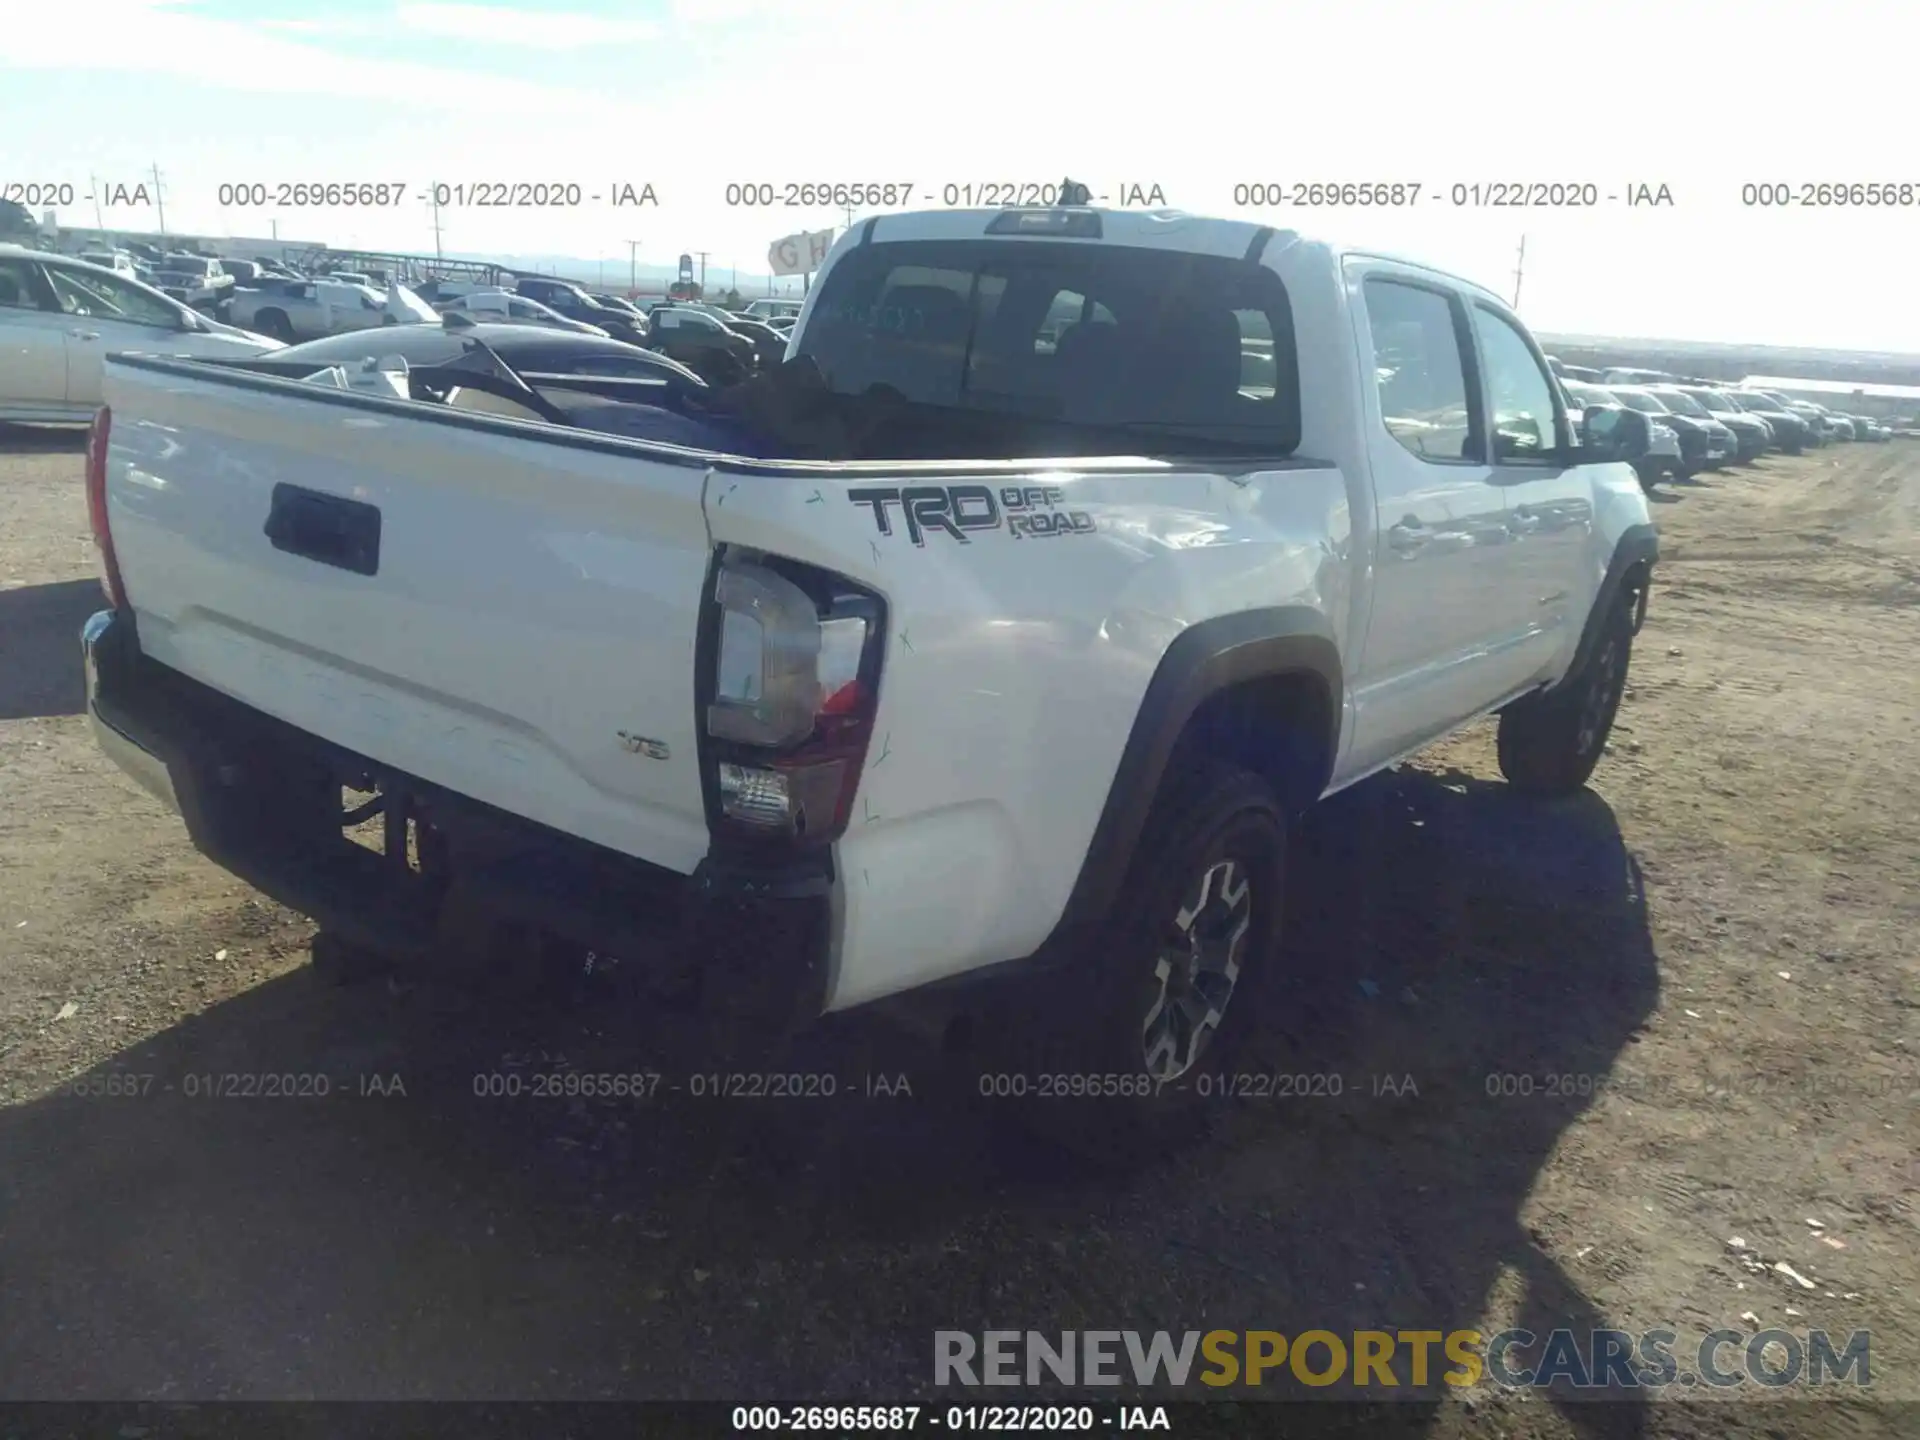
[1363,278,1478,462]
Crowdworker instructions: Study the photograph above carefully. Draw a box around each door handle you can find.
[1387,520,1429,554]
[69,330,101,341]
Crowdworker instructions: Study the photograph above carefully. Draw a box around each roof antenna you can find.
[1058,177,1092,206]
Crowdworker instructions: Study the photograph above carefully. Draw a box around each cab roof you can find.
[865,207,1292,264]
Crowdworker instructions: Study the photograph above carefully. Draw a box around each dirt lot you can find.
[0,425,1914,1435]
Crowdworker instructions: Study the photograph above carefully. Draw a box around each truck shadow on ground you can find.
[0,579,103,719]
[0,766,1658,1435]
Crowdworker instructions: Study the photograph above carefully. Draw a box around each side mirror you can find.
[1579,405,1651,464]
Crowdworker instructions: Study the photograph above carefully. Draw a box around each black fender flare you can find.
[1048,606,1343,941]
[1554,523,1659,692]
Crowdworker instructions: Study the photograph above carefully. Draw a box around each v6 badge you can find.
[617,732,670,760]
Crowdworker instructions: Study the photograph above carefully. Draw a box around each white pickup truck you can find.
[81,204,1659,1152]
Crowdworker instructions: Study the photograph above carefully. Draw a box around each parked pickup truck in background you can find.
[152,254,236,316]
[228,278,439,343]
[81,203,1659,1158]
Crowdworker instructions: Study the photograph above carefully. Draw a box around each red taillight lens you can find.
[703,555,884,849]
[85,406,129,610]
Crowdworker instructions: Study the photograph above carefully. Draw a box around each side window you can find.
[1363,277,1477,462]
[0,258,49,311]
[1471,305,1560,461]
[45,266,180,329]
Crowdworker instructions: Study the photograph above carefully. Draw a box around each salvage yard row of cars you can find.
[0,239,811,422]
[4,235,1907,466]
[1549,357,1894,491]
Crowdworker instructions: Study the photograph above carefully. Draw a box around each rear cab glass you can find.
[794,238,1300,457]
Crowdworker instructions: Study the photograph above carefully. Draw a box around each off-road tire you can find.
[993,760,1287,1168]
[1497,591,1636,797]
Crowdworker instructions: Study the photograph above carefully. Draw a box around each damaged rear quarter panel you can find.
[705,457,1352,1010]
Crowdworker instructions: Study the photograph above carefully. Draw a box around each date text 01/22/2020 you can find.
[1229,181,1675,208]
[972,1072,1420,1101]
[728,1405,1169,1433]
[722,182,1168,208]
[207,181,660,208]
[469,1071,917,1100]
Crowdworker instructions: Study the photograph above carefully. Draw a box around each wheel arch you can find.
[1555,522,1659,693]
[1047,606,1343,945]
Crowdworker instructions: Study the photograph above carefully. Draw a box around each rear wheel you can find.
[256,309,295,343]
[994,761,1287,1166]
[1497,590,1636,797]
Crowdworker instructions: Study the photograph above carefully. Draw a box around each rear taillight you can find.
[85,406,128,610]
[701,551,884,850]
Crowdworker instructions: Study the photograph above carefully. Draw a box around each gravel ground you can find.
[0,425,1914,1436]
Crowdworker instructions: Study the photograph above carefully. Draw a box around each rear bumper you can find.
[84,610,182,812]
[83,609,832,1026]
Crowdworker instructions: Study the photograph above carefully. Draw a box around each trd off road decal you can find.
[848,485,1095,545]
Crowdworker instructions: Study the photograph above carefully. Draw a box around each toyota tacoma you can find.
[79,201,1659,1154]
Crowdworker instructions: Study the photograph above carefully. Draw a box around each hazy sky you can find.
[6,0,1917,349]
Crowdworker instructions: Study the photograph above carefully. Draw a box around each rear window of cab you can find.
[796,239,1301,456]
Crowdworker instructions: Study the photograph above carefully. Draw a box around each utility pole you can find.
[1511,234,1527,310]
[696,250,710,291]
[429,186,444,261]
[89,175,103,229]
[151,164,167,235]
[626,238,641,294]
